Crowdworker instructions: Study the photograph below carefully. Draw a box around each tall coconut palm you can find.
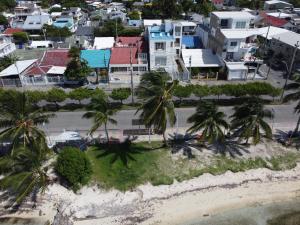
[187,101,229,143]
[283,74,300,135]
[0,140,49,206]
[230,97,273,145]
[136,71,178,145]
[0,91,55,154]
[83,96,117,142]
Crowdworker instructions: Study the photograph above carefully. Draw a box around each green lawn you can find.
[86,142,300,191]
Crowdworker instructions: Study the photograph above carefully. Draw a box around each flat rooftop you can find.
[211,11,256,19]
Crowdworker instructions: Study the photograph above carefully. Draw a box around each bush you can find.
[69,87,91,105]
[26,90,47,107]
[193,85,210,99]
[110,88,131,104]
[12,32,28,44]
[128,11,140,20]
[56,147,92,191]
[174,85,193,103]
[46,88,67,110]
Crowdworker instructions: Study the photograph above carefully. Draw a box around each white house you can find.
[0,59,37,87]
[0,36,16,58]
[93,37,114,49]
[147,20,196,80]
[264,0,293,10]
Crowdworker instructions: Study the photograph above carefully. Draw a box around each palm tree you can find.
[283,74,300,135]
[187,101,229,143]
[135,72,178,145]
[0,91,55,154]
[230,97,273,145]
[0,140,49,206]
[83,96,117,142]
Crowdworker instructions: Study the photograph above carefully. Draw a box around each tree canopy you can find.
[0,15,8,26]
[64,47,91,81]
[12,32,29,44]
[110,88,131,104]
[94,19,142,37]
[56,147,92,191]
[0,0,16,12]
[43,24,72,39]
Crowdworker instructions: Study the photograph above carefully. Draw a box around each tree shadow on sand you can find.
[168,133,205,159]
[274,129,300,149]
[207,138,250,158]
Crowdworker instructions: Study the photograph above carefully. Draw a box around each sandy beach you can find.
[2,163,300,225]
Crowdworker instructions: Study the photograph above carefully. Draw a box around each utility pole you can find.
[189,56,192,81]
[287,41,299,80]
[115,19,118,40]
[130,45,134,104]
[280,41,300,101]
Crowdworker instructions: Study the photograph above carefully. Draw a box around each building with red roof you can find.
[109,37,148,80]
[2,28,23,36]
[258,12,295,30]
[24,49,71,85]
[211,0,224,9]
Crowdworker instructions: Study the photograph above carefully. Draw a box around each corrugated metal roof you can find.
[110,47,138,65]
[0,59,37,77]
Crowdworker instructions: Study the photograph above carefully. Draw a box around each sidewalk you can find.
[48,122,296,143]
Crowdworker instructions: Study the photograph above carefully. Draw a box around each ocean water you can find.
[184,200,300,225]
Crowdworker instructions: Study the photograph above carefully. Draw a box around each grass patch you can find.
[86,142,300,191]
[86,141,171,191]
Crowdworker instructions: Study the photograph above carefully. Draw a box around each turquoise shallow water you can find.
[183,199,300,225]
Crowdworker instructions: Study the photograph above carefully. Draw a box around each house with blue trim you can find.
[53,17,76,32]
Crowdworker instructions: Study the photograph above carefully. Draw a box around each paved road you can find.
[43,103,298,135]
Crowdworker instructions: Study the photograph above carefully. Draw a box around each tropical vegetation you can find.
[188,101,229,143]
[283,74,300,135]
[56,147,92,191]
[0,91,54,153]
[230,97,273,145]
[136,71,178,144]
[83,94,117,142]
[64,47,91,81]
[110,88,131,104]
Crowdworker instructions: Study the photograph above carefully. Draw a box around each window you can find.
[230,41,238,47]
[139,67,147,71]
[155,57,167,66]
[226,52,234,59]
[235,21,246,29]
[220,19,228,28]
[171,42,173,47]
[138,53,147,60]
[111,67,128,72]
[155,42,165,51]
[133,67,139,71]
[175,26,181,36]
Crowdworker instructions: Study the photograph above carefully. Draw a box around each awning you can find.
[182,49,222,68]
[226,63,248,71]
[47,66,66,75]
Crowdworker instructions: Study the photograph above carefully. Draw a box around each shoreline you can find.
[2,164,300,225]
